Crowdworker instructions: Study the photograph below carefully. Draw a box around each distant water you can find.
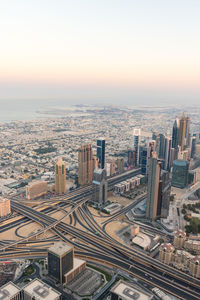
[0,99,75,122]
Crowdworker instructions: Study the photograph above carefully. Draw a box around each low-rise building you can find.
[26,180,48,200]
[64,258,86,283]
[110,280,153,300]
[185,239,200,254]
[23,278,61,300]
[0,281,21,300]
[132,232,151,250]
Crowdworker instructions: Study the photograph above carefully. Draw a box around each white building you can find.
[0,281,21,300]
[23,278,61,300]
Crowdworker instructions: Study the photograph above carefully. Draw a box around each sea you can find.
[0,99,77,123]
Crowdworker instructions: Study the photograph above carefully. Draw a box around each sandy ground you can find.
[105,220,129,244]
[88,207,110,226]
[108,195,132,207]
[0,227,22,241]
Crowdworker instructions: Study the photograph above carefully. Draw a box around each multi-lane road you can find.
[0,168,200,299]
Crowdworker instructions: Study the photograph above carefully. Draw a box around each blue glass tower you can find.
[97,138,105,169]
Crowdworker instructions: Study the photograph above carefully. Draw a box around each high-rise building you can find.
[178,112,187,151]
[185,116,191,148]
[97,138,105,169]
[0,197,11,217]
[146,152,161,221]
[48,242,74,283]
[159,170,171,218]
[172,117,180,150]
[117,157,124,173]
[152,132,160,156]
[141,146,148,175]
[173,230,186,248]
[55,158,66,194]
[127,149,135,167]
[159,243,175,265]
[191,136,196,158]
[164,136,170,171]
[159,133,165,159]
[92,168,107,206]
[189,257,200,278]
[133,129,141,166]
[106,159,116,176]
[168,147,176,170]
[172,159,189,188]
[78,144,94,186]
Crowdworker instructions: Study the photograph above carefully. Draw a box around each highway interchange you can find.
[0,168,200,300]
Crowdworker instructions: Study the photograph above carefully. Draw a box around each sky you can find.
[0,0,200,105]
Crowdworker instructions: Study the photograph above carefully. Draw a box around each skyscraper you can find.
[164,135,171,171]
[178,112,186,151]
[191,136,196,158]
[146,152,161,221]
[133,128,141,166]
[97,138,105,169]
[185,116,191,147]
[78,144,94,186]
[152,132,160,156]
[55,157,66,194]
[159,133,165,159]
[48,242,74,284]
[93,168,107,206]
[127,149,135,167]
[172,117,180,150]
[159,170,171,218]
[172,159,189,188]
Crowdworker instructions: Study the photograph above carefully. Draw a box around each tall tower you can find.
[78,144,94,186]
[152,132,160,157]
[97,138,105,169]
[48,242,74,284]
[55,158,66,194]
[133,129,141,166]
[178,112,186,151]
[172,117,180,150]
[146,152,161,221]
[185,116,191,147]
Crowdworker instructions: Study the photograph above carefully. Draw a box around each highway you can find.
[7,200,200,300]
[1,168,199,299]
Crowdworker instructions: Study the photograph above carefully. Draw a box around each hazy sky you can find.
[0,1,200,105]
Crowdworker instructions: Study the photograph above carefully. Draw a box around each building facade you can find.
[172,159,189,188]
[55,157,66,194]
[92,168,107,206]
[133,129,141,166]
[48,242,74,283]
[23,278,61,300]
[26,180,48,200]
[0,197,11,217]
[97,138,105,169]
[146,153,161,221]
[78,144,94,186]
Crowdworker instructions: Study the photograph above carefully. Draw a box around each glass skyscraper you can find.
[97,138,105,169]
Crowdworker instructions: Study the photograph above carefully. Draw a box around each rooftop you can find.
[0,281,20,300]
[23,278,61,300]
[173,159,188,166]
[111,280,152,300]
[48,242,73,257]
